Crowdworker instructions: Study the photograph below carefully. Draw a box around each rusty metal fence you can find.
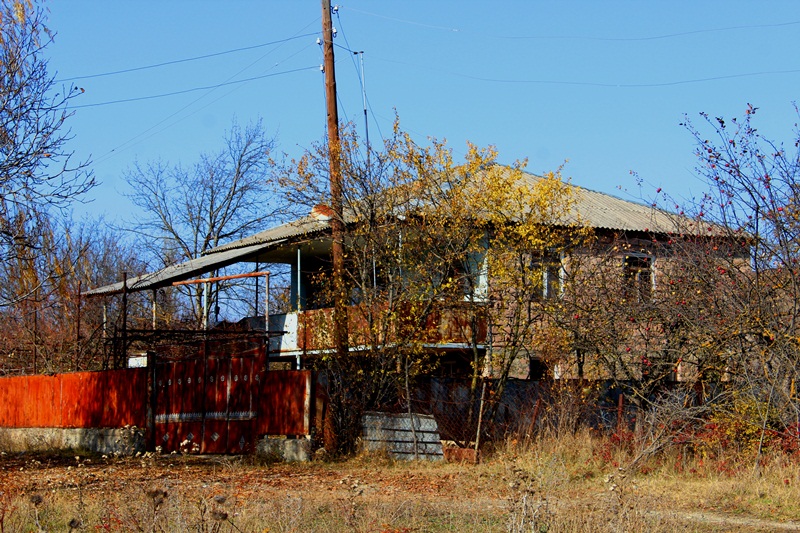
[409,378,638,446]
[0,368,148,429]
[0,338,315,455]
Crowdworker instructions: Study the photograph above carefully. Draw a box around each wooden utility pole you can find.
[321,0,348,362]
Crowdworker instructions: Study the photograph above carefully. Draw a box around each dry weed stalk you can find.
[505,464,552,533]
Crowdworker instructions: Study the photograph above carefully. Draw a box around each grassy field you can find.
[1,431,799,532]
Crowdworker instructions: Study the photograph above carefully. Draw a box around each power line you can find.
[334,10,381,153]
[376,56,800,88]
[454,68,800,88]
[55,32,318,83]
[69,66,319,109]
[343,6,800,42]
[90,21,321,164]
[343,7,460,33]
[500,20,800,42]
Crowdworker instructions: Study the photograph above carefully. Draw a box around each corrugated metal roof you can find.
[82,240,286,297]
[204,216,329,255]
[568,184,683,233]
[84,168,703,297]
[514,171,687,234]
[207,170,691,257]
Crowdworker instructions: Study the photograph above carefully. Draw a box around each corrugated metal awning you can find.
[82,240,287,297]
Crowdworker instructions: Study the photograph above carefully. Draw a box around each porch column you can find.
[297,247,301,310]
[202,281,209,330]
[151,289,157,330]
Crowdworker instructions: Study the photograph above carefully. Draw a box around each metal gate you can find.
[153,337,264,454]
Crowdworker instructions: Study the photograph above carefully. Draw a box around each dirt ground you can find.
[1,452,799,532]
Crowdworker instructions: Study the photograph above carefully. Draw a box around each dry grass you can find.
[1,434,799,532]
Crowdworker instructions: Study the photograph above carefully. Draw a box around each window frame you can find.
[623,253,654,302]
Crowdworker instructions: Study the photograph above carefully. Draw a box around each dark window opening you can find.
[624,255,652,302]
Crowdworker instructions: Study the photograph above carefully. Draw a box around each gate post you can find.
[304,371,312,436]
[146,351,156,451]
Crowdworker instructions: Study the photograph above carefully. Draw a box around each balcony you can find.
[268,303,487,355]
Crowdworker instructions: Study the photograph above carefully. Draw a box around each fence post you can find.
[474,380,487,452]
[147,351,156,452]
[529,397,542,437]
[616,392,625,433]
[120,272,128,369]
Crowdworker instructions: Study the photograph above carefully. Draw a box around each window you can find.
[530,252,563,300]
[543,261,562,299]
[460,233,489,301]
[623,254,653,301]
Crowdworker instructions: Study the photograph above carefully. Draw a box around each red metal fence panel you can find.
[226,356,255,453]
[0,349,312,455]
[0,368,147,429]
[102,368,148,427]
[202,356,228,453]
[24,375,60,427]
[256,370,310,436]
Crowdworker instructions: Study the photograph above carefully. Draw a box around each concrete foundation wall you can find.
[0,427,146,455]
[255,436,311,462]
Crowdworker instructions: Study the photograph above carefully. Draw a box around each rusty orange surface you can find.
[256,370,310,436]
[0,368,147,429]
[290,304,487,353]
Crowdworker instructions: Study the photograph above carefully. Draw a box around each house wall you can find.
[516,232,751,383]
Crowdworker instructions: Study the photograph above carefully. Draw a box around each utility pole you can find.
[321,0,348,362]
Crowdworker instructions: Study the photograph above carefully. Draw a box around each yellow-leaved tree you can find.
[280,120,587,453]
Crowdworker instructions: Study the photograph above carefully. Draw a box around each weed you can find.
[505,465,552,533]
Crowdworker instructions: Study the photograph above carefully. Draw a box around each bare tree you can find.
[124,119,279,325]
[0,216,147,374]
[0,0,94,308]
[678,105,800,455]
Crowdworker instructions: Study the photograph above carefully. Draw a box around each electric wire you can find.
[376,56,800,88]
[343,6,800,42]
[343,7,460,33]
[55,32,318,83]
[332,40,384,143]
[60,6,797,202]
[92,43,316,164]
[364,93,384,145]
[69,65,319,109]
[91,21,320,165]
[454,68,800,88]
[499,20,800,42]
[333,12,365,88]
[334,10,382,159]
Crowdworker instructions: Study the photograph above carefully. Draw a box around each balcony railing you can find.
[269,303,487,354]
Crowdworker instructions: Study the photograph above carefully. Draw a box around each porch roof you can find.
[82,217,333,297]
[81,240,288,297]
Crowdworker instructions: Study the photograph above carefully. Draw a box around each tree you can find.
[281,122,581,452]
[544,104,800,455]
[124,119,279,326]
[0,216,148,374]
[0,0,94,308]
[677,105,800,454]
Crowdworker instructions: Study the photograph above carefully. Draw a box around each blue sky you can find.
[46,2,800,223]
